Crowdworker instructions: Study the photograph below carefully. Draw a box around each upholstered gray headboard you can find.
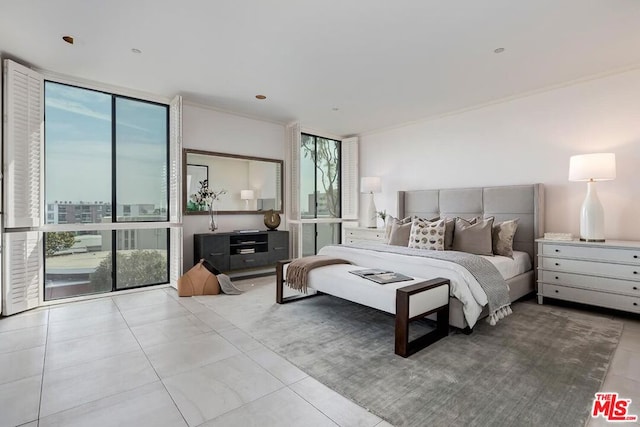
[397,184,545,263]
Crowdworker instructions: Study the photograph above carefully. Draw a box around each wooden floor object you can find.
[276,259,450,357]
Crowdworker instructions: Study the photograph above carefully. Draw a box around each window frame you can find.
[299,133,343,255]
[42,80,172,299]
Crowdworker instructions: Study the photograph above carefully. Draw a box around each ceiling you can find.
[2,0,640,137]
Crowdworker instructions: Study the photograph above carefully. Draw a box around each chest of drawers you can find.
[194,230,289,276]
[343,226,386,244]
[536,239,640,314]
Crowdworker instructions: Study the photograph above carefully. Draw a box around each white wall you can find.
[359,69,640,240]
[182,103,285,270]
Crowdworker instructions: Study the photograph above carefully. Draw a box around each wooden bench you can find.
[276,260,450,357]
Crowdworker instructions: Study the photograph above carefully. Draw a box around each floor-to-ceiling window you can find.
[300,134,341,256]
[43,82,169,300]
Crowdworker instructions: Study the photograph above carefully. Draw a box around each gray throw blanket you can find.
[217,274,243,295]
[335,242,512,325]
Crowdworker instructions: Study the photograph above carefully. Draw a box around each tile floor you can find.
[0,275,638,427]
[0,277,389,427]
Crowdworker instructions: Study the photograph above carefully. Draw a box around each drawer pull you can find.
[244,259,255,263]
[554,290,559,293]
[555,276,559,280]
[635,271,638,275]
[554,249,560,253]
[555,262,560,266]
[634,286,638,291]
[273,247,285,250]
[210,252,224,256]
[634,302,638,306]
[634,255,638,259]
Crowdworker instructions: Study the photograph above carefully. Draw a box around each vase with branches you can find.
[191,179,227,231]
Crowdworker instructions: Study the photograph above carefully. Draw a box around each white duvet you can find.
[317,245,530,328]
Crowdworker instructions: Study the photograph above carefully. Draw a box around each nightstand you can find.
[536,238,640,314]
[343,226,386,244]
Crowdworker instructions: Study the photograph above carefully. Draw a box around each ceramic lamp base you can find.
[364,192,377,228]
[579,181,605,242]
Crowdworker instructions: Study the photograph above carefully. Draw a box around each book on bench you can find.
[349,268,413,285]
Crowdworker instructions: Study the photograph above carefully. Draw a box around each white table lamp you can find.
[569,153,616,242]
[241,190,255,210]
[361,177,381,228]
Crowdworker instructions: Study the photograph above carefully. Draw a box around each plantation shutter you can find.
[2,60,44,315]
[169,95,182,224]
[169,227,183,288]
[341,137,359,220]
[3,59,43,228]
[2,232,42,315]
[169,96,183,287]
[286,122,301,221]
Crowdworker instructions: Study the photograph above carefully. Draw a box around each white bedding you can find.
[481,251,531,280]
[317,245,532,328]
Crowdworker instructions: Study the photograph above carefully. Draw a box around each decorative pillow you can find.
[452,217,494,255]
[388,221,413,246]
[443,217,456,250]
[492,218,519,258]
[385,216,411,242]
[408,218,445,250]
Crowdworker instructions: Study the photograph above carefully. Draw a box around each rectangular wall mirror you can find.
[183,149,283,215]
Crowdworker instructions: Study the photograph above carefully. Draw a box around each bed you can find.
[316,184,545,330]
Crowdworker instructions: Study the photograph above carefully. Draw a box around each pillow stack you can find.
[382,214,519,258]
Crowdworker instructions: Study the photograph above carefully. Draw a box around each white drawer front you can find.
[541,257,640,281]
[540,270,640,296]
[542,243,640,264]
[345,228,385,241]
[542,283,640,314]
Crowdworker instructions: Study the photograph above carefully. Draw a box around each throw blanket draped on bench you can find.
[286,255,351,293]
[336,242,512,325]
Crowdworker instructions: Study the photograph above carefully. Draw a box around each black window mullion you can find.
[337,140,342,218]
[313,135,318,219]
[111,96,117,291]
[313,136,318,254]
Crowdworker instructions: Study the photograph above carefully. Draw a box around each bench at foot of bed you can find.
[276,260,450,357]
[395,278,450,357]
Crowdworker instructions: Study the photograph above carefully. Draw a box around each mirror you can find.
[183,149,283,215]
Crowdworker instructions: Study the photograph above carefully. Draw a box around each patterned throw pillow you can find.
[408,218,445,250]
[492,218,519,258]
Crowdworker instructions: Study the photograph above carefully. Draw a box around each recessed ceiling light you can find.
[131,48,142,54]
[255,94,267,100]
[494,47,505,53]
[62,35,74,45]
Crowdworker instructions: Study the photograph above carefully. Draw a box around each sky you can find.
[44,82,168,207]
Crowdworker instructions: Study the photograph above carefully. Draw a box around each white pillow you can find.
[408,218,445,250]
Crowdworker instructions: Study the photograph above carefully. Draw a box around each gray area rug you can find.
[249,296,622,427]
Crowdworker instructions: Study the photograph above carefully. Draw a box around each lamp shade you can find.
[361,177,382,193]
[569,153,616,182]
[240,190,255,200]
